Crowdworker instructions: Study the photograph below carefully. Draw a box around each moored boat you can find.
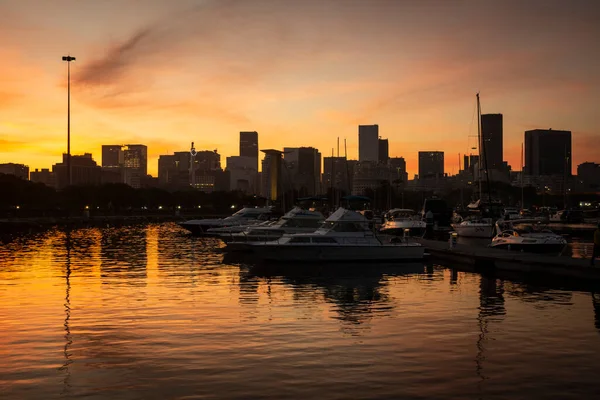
[179,207,272,236]
[380,208,426,237]
[223,207,325,249]
[247,207,425,262]
[452,216,495,238]
[490,219,567,254]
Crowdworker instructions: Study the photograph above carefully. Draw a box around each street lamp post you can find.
[62,55,76,186]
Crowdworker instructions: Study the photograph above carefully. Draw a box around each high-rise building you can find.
[524,129,572,176]
[53,153,101,189]
[577,162,600,188]
[418,151,444,179]
[30,168,55,187]
[378,139,389,164]
[240,131,259,170]
[102,145,123,167]
[389,157,408,183]
[0,163,29,180]
[226,156,258,193]
[463,154,480,175]
[121,145,147,188]
[283,147,321,196]
[158,151,190,187]
[261,150,284,200]
[323,156,351,192]
[351,161,392,195]
[358,125,379,162]
[481,114,503,170]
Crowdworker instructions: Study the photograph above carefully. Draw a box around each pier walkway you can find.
[416,238,600,282]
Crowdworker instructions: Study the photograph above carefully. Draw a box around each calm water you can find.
[1,224,600,400]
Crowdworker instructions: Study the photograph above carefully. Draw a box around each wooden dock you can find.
[416,238,600,282]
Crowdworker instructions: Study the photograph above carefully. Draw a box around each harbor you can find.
[2,222,600,399]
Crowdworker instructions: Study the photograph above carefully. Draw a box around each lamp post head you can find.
[62,56,76,62]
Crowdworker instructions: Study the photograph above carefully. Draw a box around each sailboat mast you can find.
[477,93,482,200]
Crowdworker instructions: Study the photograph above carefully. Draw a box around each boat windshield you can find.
[388,211,415,220]
[513,224,553,234]
[226,209,269,220]
[281,217,323,228]
[322,221,368,232]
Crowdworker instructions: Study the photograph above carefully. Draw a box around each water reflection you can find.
[475,275,506,387]
[247,264,424,335]
[2,224,600,399]
[100,227,147,285]
[58,230,73,395]
[592,293,600,332]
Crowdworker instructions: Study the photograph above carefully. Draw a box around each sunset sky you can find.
[1,0,599,177]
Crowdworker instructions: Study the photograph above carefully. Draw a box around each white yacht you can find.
[490,219,567,254]
[223,207,325,249]
[379,209,426,237]
[247,208,425,262]
[207,219,276,239]
[452,216,495,238]
[179,207,272,235]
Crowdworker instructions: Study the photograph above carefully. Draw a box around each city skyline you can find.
[1,0,599,177]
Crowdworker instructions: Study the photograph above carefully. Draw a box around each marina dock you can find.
[416,238,600,282]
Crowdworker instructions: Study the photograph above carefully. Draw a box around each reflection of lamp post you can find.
[62,55,76,187]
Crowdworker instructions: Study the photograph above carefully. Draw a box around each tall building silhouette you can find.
[378,138,389,164]
[122,145,148,188]
[53,153,101,189]
[101,145,123,168]
[481,114,503,170]
[0,163,29,180]
[358,125,379,162]
[524,129,572,176]
[418,151,444,179]
[283,147,321,196]
[389,157,408,182]
[240,131,259,170]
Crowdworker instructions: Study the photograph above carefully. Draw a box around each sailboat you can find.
[452,93,496,238]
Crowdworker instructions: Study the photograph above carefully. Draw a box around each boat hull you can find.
[379,227,426,237]
[248,244,425,262]
[489,243,567,254]
[452,224,495,238]
[178,222,223,236]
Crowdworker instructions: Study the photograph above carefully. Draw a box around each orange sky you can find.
[1,0,599,178]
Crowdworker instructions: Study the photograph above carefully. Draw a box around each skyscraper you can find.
[389,157,408,183]
[378,138,389,164]
[283,147,321,196]
[524,129,572,176]
[358,125,379,162]
[122,144,148,188]
[481,114,503,170]
[418,151,444,179]
[240,131,258,170]
[102,145,123,168]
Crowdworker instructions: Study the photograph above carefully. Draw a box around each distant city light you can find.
[231,205,236,209]
[158,206,163,210]
[198,205,202,209]
[85,205,89,209]
[16,205,20,209]
[177,205,181,209]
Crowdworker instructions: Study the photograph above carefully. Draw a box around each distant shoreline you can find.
[0,214,228,239]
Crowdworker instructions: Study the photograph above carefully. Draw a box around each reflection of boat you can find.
[379,209,426,236]
[452,216,495,238]
[178,207,272,235]
[490,219,567,254]
[247,208,425,262]
[224,207,325,250]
